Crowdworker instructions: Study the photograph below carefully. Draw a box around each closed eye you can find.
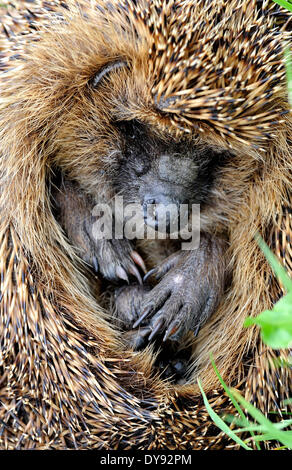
[90,60,128,88]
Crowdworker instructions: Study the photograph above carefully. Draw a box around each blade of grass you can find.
[197,379,252,450]
[211,355,261,449]
[249,433,292,443]
[271,0,292,11]
[232,389,292,449]
[224,418,292,433]
[255,235,292,293]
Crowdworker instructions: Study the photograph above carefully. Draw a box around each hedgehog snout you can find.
[142,192,187,234]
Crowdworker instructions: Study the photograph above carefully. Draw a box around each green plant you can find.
[198,360,292,450]
[199,234,292,449]
[244,236,292,349]
[199,239,292,449]
[271,0,292,11]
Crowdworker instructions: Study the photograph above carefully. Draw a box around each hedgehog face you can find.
[112,119,222,232]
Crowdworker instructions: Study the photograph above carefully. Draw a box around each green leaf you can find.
[245,237,292,349]
[244,293,292,348]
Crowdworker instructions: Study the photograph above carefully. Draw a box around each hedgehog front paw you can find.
[133,237,226,344]
[89,239,147,284]
[53,178,146,284]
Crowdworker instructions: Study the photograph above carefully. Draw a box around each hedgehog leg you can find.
[52,178,146,284]
[113,284,192,380]
[133,234,226,344]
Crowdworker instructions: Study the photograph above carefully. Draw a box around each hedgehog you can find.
[0,0,291,450]
[52,113,229,359]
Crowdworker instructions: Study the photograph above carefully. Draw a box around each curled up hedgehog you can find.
[0,0,291,450]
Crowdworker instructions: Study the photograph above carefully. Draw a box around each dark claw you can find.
[148,319,164,341]
[193,324,201,337]
[143,268,157,283]
[163,321,180,342]
[133,304,154,328]
[92,256,99,273]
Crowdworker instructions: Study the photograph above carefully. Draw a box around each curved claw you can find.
[148,319,164,341]
[163,321,180,342]
[129,264,143,285]
[193,324,201,338]
[131,251,147,274]
[133,304,153,328]
[143,268,157,283]
[116,265,129,284]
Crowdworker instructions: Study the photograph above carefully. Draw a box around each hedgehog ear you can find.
[91,60,128,88]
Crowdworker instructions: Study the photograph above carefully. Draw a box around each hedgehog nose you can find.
[143,196,179,233]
